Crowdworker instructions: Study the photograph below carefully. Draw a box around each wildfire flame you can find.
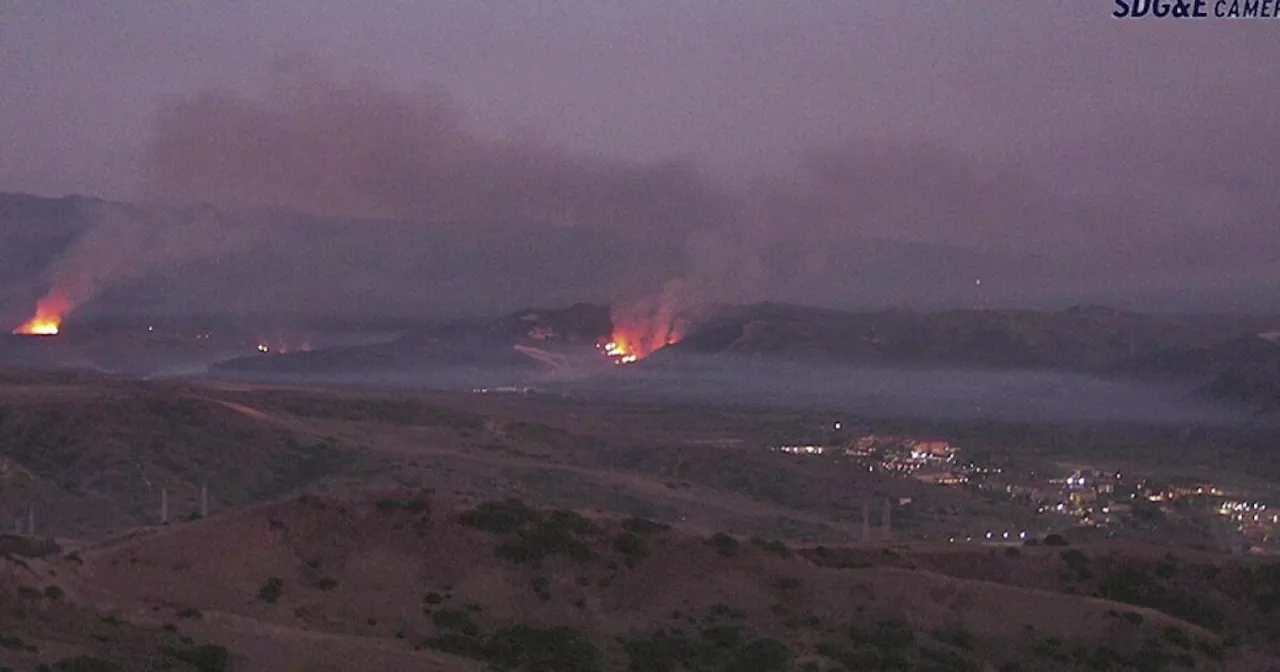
[599,289,686,365]
[12,295,69,336]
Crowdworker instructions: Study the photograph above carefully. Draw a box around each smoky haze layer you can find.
[127,53,1280,319]
[199,348,1254,427]
[4,3,1280,315]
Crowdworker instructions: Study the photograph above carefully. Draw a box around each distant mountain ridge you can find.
[205,300,1280,411]
[665,302,1273,370]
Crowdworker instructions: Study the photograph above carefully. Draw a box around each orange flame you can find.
[600,287,686,365]
[12,294,69,336]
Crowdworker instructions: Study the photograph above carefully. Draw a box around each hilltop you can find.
[213,300,1278,377]
[1,488,1275,671]
[664,303,1274,373]
[0,375,380,538]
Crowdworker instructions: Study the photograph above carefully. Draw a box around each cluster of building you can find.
[765,428,1280,553]
[770,433,965,478]
[1218,499,1279,552]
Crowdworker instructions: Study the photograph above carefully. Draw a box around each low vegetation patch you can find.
[424,619,601,672]
[374,489,433,516]
[708,532,741,558]
[51,657,126,672]
[1094,563,1225,631]
[462,499,598,566]
[613,531,650,566]
[622,606,792,672]
[432,608,480,637]
[750,537,793,559]
[161,644,232,672]
[256,577,284,604]
[621,517,671,535]
[1060,549,1092,580]
[460,498,542,534]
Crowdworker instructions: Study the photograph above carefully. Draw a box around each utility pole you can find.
[861,500,871,543]
[882,498,892,541]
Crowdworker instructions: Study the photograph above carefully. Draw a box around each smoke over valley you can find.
[3,9,1280,425]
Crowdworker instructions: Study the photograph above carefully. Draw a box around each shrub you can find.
[709,533,741,558]
[751,538,793,559]
[487,625,602,672]
[1161,627,1191,649]
[1060,549,1092,579]
[460,498,542,533]
[497,527,593,565]
[773,576,802,591]
[256,577,284,604]
[1198,640,1225,661]
[547,509,597,535]
[162,644,231,672]
[424,591,445,605]
[614,532,650,563]
[313,577,339,590]
[725,637,791,671]
[622,626,790,672]
[432,609,480,637]
[43,585,64,600]
[176,607,202,619]
[1043,534,1070,547]
[531,576,552,601]
[51,658,125,672]
[404,493,432,514]
[622,517,670,535]
[1004,546,1021,558]
[934,625,975,650]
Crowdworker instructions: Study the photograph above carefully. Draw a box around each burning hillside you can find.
[600,286,688,365]
[12,293,69,336]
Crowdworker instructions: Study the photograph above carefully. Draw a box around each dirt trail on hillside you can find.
[335,421,864,540]
[209,399,276,422]
[200,396,863,540]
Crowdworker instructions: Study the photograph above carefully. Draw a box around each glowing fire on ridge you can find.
[12,295,69,336]
[598,298,685,366]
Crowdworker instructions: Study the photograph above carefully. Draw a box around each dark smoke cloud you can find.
[34,43,1272,320]
[144,58,735,242]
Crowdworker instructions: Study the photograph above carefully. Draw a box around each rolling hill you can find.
[2,488,1275,671]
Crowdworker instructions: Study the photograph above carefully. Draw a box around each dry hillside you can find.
[0,488,1270,672]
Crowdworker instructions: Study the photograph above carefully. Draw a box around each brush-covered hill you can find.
[211,300,1279,384]
[28,488,1280,671]
[667,303,1274,374]
[210,302,615,376]
[0,376,380,538]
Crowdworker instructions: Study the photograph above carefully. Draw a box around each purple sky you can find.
[2,1,1278,314]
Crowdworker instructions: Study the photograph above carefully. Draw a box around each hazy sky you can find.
[3,1,1279,315]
